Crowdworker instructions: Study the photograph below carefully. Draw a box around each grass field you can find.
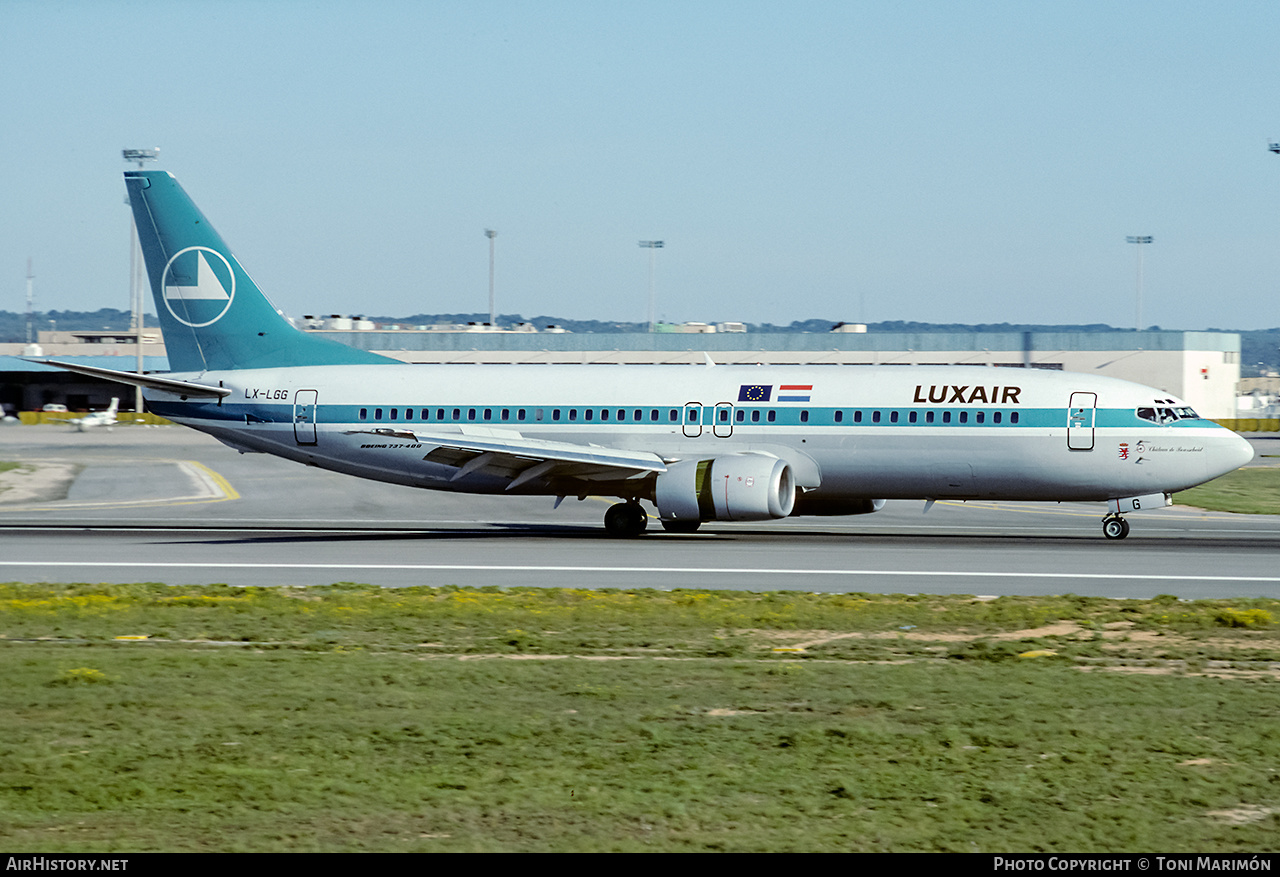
[1176,466,1280,516]
[4,584,1280,852]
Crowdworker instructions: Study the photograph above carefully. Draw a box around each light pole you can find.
[24,259,33,346]
[123,148,159,416]
[484,229,497,327]
[638,240,663,332]
[1126,235,1152,331]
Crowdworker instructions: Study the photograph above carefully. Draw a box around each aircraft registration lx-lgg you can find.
[47,171,1254,539]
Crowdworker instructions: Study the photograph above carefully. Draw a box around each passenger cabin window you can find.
[767,410,776,422]
[890,411,899,423]
[800,410,809,423]
[375,408,383,421]
[736,410,745,422]
[359,408,368,421]
[872,411,881,423]
[908,411,917,424]
[834,411,843,423]
[751,410,761,422]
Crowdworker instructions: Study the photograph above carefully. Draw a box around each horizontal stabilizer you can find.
[31,360,232,398]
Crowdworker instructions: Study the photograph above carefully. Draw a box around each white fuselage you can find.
[142,362,1253,506]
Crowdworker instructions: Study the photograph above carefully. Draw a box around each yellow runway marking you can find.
[185,460,241,503]
[0,460,239,512]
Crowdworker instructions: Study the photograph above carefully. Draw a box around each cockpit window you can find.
[1136,405,1199,424]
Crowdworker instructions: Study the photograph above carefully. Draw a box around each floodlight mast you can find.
[638,240,664,332]
[1126,235,1153,331]
[123,149,159,415]
[25,259,33,345]
[484,229,497,327]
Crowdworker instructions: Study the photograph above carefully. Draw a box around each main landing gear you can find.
[1102,514,1131,540]
[604,501,648,538]
[602,502,702,537]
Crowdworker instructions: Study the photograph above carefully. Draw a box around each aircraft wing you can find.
[347,427,667,491]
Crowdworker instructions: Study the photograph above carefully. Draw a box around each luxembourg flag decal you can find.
[777,384,813,402]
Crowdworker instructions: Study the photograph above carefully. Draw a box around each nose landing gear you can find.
[1101,492,1170,540]
[1102,514,1131,540]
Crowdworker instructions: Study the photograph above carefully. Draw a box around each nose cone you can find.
[1208,430,1254,479]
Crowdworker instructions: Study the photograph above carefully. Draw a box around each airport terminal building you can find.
[0,329,1243,421]
[310,328,1243,420]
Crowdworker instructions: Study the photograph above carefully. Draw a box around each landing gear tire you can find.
[604,502,648,538]
[661,519,701,534]
[1102,516,1130,540]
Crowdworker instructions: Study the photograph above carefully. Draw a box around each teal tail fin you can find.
[124,171,398,372]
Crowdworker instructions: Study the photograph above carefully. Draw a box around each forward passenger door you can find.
[1067,392,1096,451]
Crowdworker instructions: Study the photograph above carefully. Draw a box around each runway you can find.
[1,425,1278,598]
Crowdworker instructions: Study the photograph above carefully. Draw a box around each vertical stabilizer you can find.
[124,171,397,372]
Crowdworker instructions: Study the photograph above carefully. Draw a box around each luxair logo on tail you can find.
[161,246,236,327]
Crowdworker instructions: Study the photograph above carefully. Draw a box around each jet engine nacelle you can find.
[654,455,796,523]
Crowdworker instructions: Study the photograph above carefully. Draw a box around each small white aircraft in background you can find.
[73,397,118,432]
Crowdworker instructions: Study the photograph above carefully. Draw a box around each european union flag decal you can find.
[738,384,772,402]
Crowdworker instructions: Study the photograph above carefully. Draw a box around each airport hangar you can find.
[0,329,1242,421]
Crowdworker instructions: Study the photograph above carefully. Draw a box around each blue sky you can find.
[4,1,1280,329]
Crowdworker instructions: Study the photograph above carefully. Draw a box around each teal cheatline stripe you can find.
[125,171,399,373]
[156,401,1204,432]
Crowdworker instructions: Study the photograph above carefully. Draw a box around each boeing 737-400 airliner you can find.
[43,171,1254,539]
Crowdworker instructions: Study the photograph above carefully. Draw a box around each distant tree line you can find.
[0,308,156,342]
[5,309,1276,376]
